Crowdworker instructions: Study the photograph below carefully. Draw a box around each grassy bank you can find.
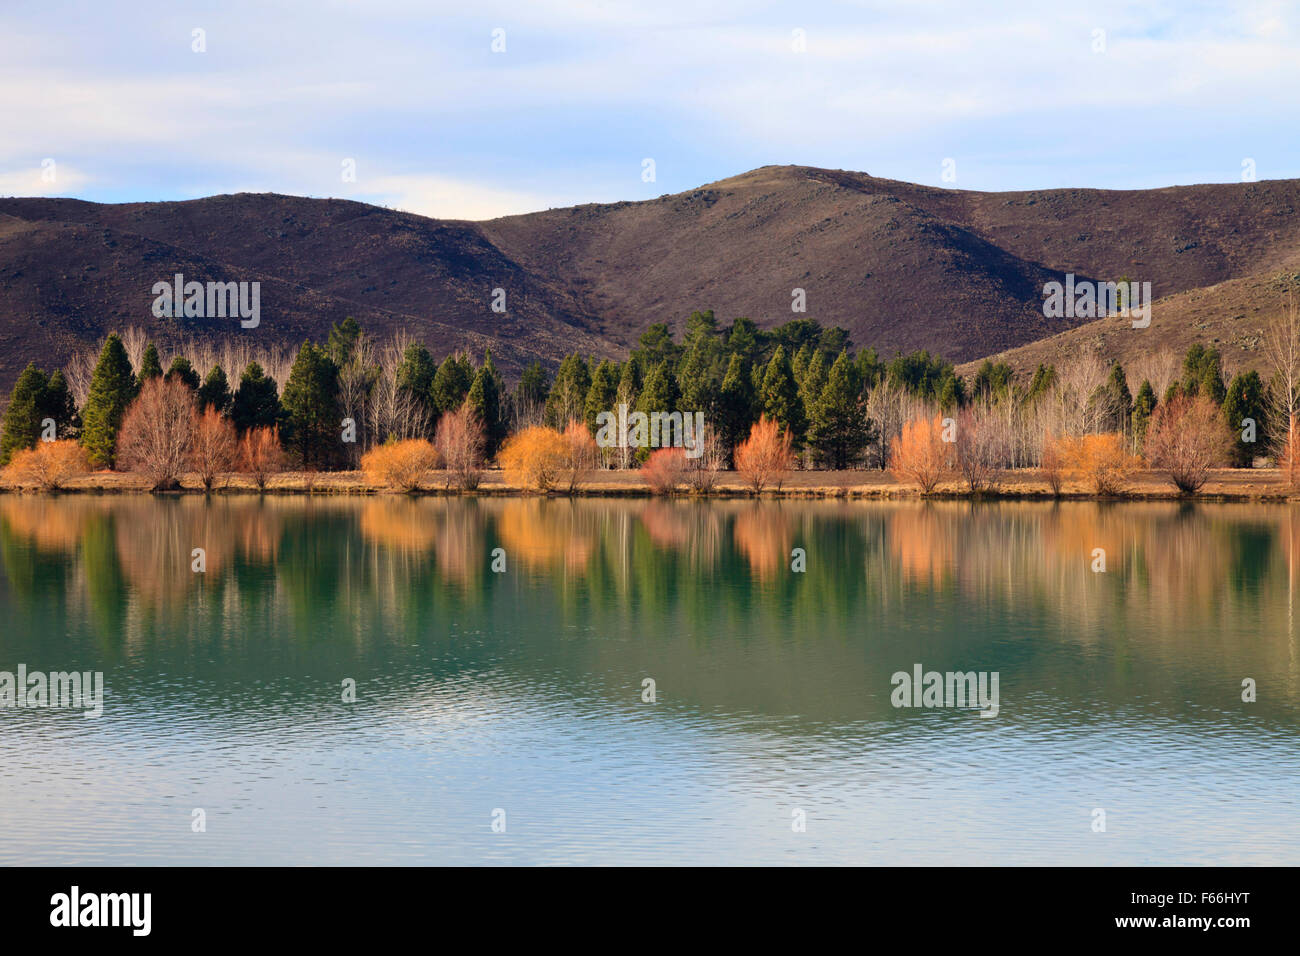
[2,468,1297,501]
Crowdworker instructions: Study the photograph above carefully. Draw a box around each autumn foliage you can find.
[889,415,954,494]
[734,415,795,492]
[557,420,597,493]
[641,447,688,495]
[1046,432,1140,495]
[435,402,486,490]
[3,440,90,490]
[240,426,287,490]
[498,426,569,492]
[117,377,196,489]
[361,438,441,492]
[190,406,238,491]
[1143,394,1232,494]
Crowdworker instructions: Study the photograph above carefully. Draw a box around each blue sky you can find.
[2,0,1297,218]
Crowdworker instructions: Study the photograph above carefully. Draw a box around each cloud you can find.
[351,173,566,220]
[0,162,91,196]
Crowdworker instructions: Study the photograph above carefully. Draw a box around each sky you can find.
[1,0,1298,219]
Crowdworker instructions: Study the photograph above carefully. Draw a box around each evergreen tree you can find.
[231,362,282,433]
[41,370,80,441]
[431,353,473,416]
[1180,344,1226,404]
[797,348,828,418]
[467,361,505,457]
[327,316,363,368]
[165,356,201,391]
[760,345,805,444]
[396,343,436,430]
[1223,370,1268,466]
[0,363,49,464]
[545,354,591,427]
[584,360,620,432]
[1025,364,1057,404]
[937,373,965,411]
[138,343,163,383]
[808,351,873,469]
[81,333,137,467]
[1131,380,1157,451]
[198,365,232,414]
[718,353,756,457]
[516,361,549,411]
[677,321,724,414]
[281,342,342,467]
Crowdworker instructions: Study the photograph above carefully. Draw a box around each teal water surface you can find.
[0,495,1297,864]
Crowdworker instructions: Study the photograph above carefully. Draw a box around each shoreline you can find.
[3,468,1298,502]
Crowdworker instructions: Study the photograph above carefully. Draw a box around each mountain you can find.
[3,165,1300,394]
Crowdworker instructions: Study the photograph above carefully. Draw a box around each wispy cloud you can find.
[0,0,1296,215]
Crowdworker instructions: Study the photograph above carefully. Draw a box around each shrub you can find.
[117,377,196,490]
[361,438,441,492]
[3,440,89,490]
[190,406,238,491]
[889,415,954,494]
[499,426,569,492]
[240,426,287,491]
[435,402,486,491]
[1058,433,1139,496]
[1040,433,1065,496]
[562,419,599,493]
[1144,394,1232,494]
[641,447,688,495]
[735,415,795,492]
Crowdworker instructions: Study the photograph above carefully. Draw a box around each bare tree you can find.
[117,377,197,489]
[63,348,96,409]
[435,401,486,490]
[190,406,238,491]
[120,326,149,374]
[1265,291,1300,462]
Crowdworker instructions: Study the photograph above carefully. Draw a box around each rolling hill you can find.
[3,165,1300,394]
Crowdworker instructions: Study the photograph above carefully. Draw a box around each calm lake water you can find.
[0,494,1297,865]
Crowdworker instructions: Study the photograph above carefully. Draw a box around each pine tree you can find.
[0,363,49,464]
[41,370,80,441]
[281,342,342,467]
[231,362,282,433]
[396,343,436,431]
[165,356,201,391]
[1223,370,1268,466]
[760,346,805,444]
[327,316,363,367]
[516,361,549,411]
[718,353,757,458]
[80,333,137,467]
[584,360,619,432]
[808,351,873,469]
[138,343,163,383]
[431,353,473,416]
[198,365,232,414]
[1131,380,1157,452]
[545,354,591,427]
[467,360,504,457]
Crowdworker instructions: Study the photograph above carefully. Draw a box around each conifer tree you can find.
[808,351,873,468]
[80,333,137,467]
[231,362,282,433]
[0,363,49,464]
[760,345,805,444]
[198,365,232,414]
[281,342,342,467]
[138,343,163,383]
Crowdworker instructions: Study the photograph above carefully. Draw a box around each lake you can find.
[1,494,1297,865]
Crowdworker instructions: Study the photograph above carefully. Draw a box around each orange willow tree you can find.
[734,415,794,493]
[499,425,569,492]
[3,440,89,490]
[889,415,954,494]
